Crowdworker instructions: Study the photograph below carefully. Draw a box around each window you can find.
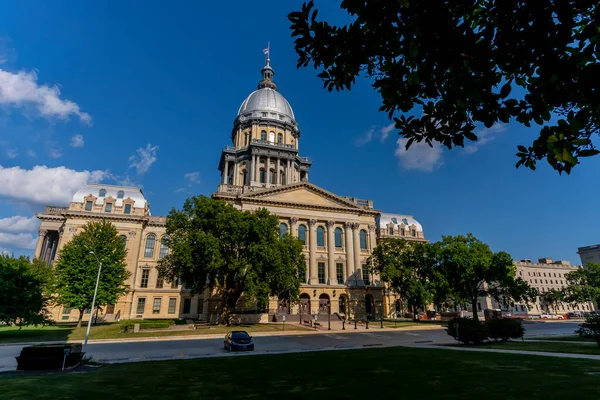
[277,133,283,144]
[62,307,72,315]
[280,171,286,184]
[280,223,287,238]
[528,272,530,276]
[99,188,106,197]
[152,298,161,314]
[543,273,546,277]
[318,262,326,284]
[317,226,325,247]
[144,234,156,257]
[535,279,538,283]
[336,263,344,283]
[298,225,306,244]
[159,236,169,258]
[117,190,124,199]
[360,230,368,250]
[171,279,179,289]
[140,270,149,288]
[545,280,548,284]
[124,204,131,214]
[85,201,93,211]
[244,133,249,145]
[183,298,191,314]
[269,131,275,142]
[136,298,146,314]
[269,169,275,183]
[168,298,177,314]
[520,305,525,312]
[411,229,416,237]
[400,228,405,236]
[362,264,370,285]
[554,273,557,277]
[120,235,127,249]
[105,203,112,212]
[242,170,248,185]
[156,277,163,289]
[335,227,343,248]
[519,271,522,276]
[261,130,267,141]
[260,169,265,183]
[388,227,394,235]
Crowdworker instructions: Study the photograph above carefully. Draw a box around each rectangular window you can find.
[136,298,146,314]
[124,204,131,214]
[171,280,178,289]
[183,298,191,314]
[105,203,112,212]
[336,263,344,283]
[400,228,405,236]
[140,270,149,288]
[388,227,394,235]
[156,278,163,289]
[152,298,161,314]
[362,264,370,285]
[62,307,72,315]
[85,201,93,211]
[259,170,265,183]
[411,229,416,237]
[168,298,177,314]
[318,262,325,284]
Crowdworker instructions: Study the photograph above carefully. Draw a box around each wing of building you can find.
[34,58,426,323]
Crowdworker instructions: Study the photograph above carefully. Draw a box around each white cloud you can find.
[379,123,395,142]
[0,165,107,206]
[129,143,158,175]
[0,248,9,255]
[6,148,17,158]
[0,215,39,233]
[27,149,36,157]
[0,232,37,250]
[184,172,200,184]
[354,128,374,147]
[395,138,443,172]
[0,68,91,124]
[49,147,62,159]
[0,57,6,65]
[174,188,186,193]
[70,134,84,148]
[463,123,507,154]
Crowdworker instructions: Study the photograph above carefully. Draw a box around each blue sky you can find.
[0,0,598,264]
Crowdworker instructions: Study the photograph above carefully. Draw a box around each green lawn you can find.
[528,335,596,343]
[478,340,600,355]
[0,323,310,344]
[3,347,600,400]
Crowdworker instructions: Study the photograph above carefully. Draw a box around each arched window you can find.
[269,131,275,142]
[280,223,288,238]
[259,169,266,184]
[298,225,307,244]
[360,230,368,249]
[317,226,325,247]
[269,170,275,184]
[280,171,286,184]
[335,227,343,248]
[99,188,106,197]
[277,133,283,144]
[120,235,127,249]
[117,190,124,199]
[159,236,169,258]
[144,234,156,258]
[261,130,267,141]
[388,227,394,235]
[400,228,405,236]
[242,170,248,185]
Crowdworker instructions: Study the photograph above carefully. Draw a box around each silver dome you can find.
[237,88,296,122]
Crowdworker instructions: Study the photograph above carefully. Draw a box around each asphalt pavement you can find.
[0,321,580,373]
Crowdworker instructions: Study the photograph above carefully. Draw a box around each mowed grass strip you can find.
[3,347,600,400]
[528,335,595,343]
[478,340,600,355]
[0,322,310,344]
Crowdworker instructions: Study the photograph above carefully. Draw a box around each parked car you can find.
[540,313,564,320]
[567,312,584,319]
[223,331,255,352]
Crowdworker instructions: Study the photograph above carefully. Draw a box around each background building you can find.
[577,244,600,268]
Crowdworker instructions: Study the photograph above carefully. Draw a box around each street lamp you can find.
[85,250,103,346]
[328,301,331,331]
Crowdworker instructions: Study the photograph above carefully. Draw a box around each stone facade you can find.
[578,244,600,268]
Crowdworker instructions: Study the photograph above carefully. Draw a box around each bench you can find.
[313,322,322,329]
[302,320,312,327]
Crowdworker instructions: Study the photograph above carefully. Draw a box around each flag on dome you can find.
[263,47,269,54]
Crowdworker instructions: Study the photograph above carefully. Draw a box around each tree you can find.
[370,239,439,320]
[289,1,600,174]
[542,288,566,313]
[437,234,536,321]
[0,254,50,327]
[157,196,306,325]
[563,262,600,307]
[54,221,130,327]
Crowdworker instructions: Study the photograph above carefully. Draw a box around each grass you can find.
[529,335,596,343]
[3,346,600,400]
[478,340,600,355]
[0,322,310,344]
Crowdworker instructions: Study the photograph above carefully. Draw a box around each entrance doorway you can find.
[338,295,347,315]
[318,293,330,313]
[299,293,310,315]
[365,294,374,317]
[277,297,289,314]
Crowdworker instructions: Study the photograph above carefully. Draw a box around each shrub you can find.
[446,318,487,344]
[120,319,175,331]
[576,313,600,346]
[486,318,525,341]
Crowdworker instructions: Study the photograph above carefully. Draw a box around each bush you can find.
[120,319,175,331]
[486,318,525,341]
[576,313,600,346]
[446,318,487,344]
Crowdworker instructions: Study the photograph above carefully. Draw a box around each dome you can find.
[237,88,296,121]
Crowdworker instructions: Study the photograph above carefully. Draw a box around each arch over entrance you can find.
[338,295,347,315]
[299,293,310,315]
[318,293,330,313]
[365,294,374,317]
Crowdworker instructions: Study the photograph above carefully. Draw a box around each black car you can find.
[223,331,254,352]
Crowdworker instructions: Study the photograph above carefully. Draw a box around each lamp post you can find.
[328,301,331,330]
[85,250,102,346]
[380,301,384,329]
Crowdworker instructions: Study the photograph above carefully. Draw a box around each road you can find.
[0,321,580,373]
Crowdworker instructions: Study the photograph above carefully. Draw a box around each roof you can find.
[237,88,296,122]
[72,183,147,208]
[377,213,424,232]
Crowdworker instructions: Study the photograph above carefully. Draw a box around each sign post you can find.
[282,314,286,331]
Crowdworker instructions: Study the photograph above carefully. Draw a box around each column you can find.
[344,222,354,285]
[34,229,47,260]
[233,161,239,186]
[275,158,280,184]
[266,156,271,184]
[308,219,318,285]
[287,160,291,184]
[223,161,229,184]
[290,217,298,237]
[353,223,361,283]
[326,221,337,285]
[247,156,253,186]
[368,224,378,283]
[253,155,259,182]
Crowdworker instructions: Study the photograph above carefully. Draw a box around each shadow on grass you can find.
[0,324,76,344]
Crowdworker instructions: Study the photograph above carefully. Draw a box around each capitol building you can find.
[35,58,427,323]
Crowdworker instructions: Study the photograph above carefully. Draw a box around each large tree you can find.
[0,255,51,327]
[289,1,600,174]
[370,239,440,320]
[542,288,566,313]
[157,196,306,325]
[437,234,536,321]
[563,262,600,307]
[54,221,130,327]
